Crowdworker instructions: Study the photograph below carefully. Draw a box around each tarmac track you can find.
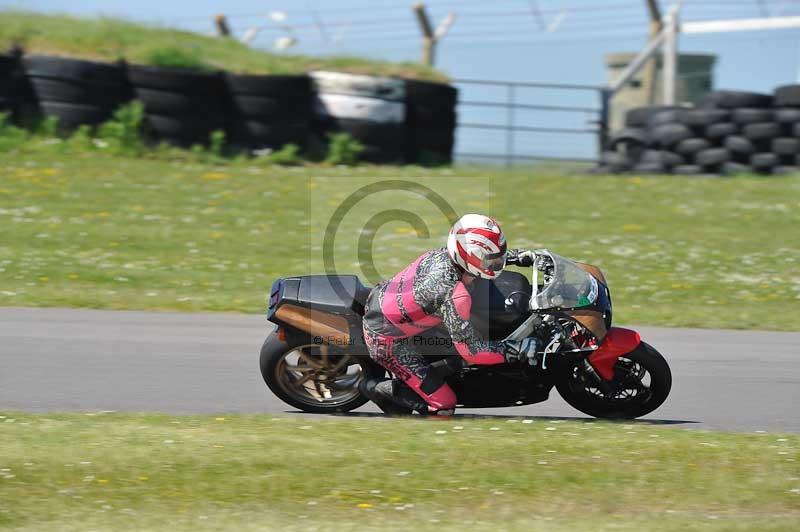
[1,307,798,432]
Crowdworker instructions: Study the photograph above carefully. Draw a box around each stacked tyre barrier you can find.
[0,52,36,122]
[601,88,800,175]
[127,65,229,147]
[225,73,312,150]
[405,80,458,164]
[311,71,407,163]
[0,54,14,116]
[22,55,132,131]
[1,52,458,163]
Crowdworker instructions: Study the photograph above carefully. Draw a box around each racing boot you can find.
[358,378,414,416]
[393,380,437,415]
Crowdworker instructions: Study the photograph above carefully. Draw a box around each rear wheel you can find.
[259,332,380,413]
[556,342,672,419]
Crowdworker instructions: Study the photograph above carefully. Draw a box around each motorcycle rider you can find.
[359,213,539,416]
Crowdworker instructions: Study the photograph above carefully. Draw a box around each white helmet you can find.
[446,214,507,279]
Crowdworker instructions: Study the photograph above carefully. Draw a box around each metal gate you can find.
[452,78,608,167]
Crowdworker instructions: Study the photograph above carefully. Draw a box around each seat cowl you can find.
[268,275,370,345]
[294,274,369,314]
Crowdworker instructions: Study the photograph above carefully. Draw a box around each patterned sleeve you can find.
[437,282,506,365]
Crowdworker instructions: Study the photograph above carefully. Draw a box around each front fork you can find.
[581,358,615,395]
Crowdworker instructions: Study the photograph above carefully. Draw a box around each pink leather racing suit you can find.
[362,248,507,411]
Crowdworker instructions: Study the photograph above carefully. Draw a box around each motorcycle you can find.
[259,250,672,419]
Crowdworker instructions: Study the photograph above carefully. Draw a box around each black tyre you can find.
[751,152,778,170]
[624,105,685,128]
[38,101,113,129]
[406,103,457,129]
[600,150,633,173]
[638,149,662,164]
[406,144,454,165]
[773,165,800,175]
[127,64,222,92]
[405,79,458,107]
[133,87,222,115]
[724,135,756,156]
[229,94,307,119]
[705,122,737,140]
[681,109,730,127]
[675,137,711,156]
[609,127,647,152]
[673,164,704,175]
[0,54,18,82]
[22,54,127,85]
[409,126,454,153]
[231,120,308,146]
[320,118,405,147]
[721,162,752,175]
[631,162,665,174]
[225,73,310,97]
[404,80,456,162]
[774,108,800,124]
[412,148,452,166]
[772,137,800,156]
[28,77,131,107]
[794,122,800,137]
[648,109,687,127]
[259,331,381,413]
[0,55,19,109]
[650,123,692,148]
[360,143,407,164]
[732,108,774,125]
[145,113,224,142]
[0,54,35,119]
[699,90,773,109]
[774,84,800,107]
[743,122,781,142]
[556,342,672,419]
[660,150,685,168]
[695,147,730,167]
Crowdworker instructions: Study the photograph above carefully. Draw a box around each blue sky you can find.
[3,0,799,160]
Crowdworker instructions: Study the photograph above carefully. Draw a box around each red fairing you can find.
[587,327,642,380]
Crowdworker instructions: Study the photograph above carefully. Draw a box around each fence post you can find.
[413,4,436,66]
[214,14,232,38]
[663,6,680,105]
[598,88,611,156]
[643,0,664,105]
[506,84,516,168]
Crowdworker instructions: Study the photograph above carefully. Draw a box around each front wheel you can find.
[259,332,381,413]
[556,342,672,419]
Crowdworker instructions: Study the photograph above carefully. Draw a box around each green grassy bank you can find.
[1,142,798,330]
[0,413,798,531]
[0,11,446,80]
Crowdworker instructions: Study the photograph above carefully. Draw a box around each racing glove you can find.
[507,249,536,267]
[502,338,539,366]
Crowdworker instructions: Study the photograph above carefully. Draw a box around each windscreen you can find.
[531,252,600,310]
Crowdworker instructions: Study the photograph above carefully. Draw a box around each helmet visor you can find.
[482,243,507,273]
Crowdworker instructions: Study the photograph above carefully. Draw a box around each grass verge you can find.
[1,144,799,330]
[0,11,447,80]
[0,413,798,531]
